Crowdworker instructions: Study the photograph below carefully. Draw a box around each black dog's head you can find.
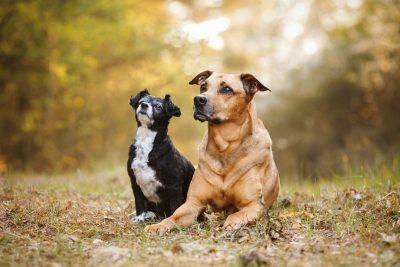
[129,89,181,129]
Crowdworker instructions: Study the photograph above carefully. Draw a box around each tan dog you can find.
[145,71,280,235]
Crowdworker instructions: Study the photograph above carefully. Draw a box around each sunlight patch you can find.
[182,17,231,50]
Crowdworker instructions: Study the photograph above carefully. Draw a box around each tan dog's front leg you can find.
[145,169,213,235]
[223,170,265,230]
[223,200,264,230]
[145,198,204,235]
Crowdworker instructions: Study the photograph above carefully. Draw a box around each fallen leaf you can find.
[170,244,183,254]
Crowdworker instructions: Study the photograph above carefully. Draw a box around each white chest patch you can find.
[131,127,162,203]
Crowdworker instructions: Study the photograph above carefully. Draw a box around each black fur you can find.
[127,89,195,219]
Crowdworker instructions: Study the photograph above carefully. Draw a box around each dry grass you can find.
[1,167,399,267]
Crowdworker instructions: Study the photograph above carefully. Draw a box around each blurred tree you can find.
[0,0,200,172]
[1,0,399,177]
[267,0,400,177]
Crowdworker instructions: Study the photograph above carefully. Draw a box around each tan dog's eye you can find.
[200,84,207,93]
[219,86,233,94]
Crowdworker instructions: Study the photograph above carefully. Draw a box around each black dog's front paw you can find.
[129,211,156,224]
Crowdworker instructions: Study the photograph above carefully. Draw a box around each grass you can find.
[0,165,399,267]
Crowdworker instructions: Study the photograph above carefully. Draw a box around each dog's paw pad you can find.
[223,217,245,230]
[144,223,170,235]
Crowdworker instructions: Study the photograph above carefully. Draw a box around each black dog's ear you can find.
[130,89,150,108]
[164,94,181,117]
[189,70,213,85]
[240,74,270,95]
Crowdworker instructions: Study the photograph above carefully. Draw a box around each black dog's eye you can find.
[219,86,233,94]
[154,104,162,110]
[200,84,207,93]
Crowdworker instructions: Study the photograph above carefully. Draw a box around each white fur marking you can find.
[132,211,156,223]
[131,127,162,203]
[136,103,154,127]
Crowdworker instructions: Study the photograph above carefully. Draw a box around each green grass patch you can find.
[0,166,399,266]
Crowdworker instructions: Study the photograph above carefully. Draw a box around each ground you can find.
[1,166,399,267]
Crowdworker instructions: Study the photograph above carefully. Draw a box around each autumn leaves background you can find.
[0,0,399,178]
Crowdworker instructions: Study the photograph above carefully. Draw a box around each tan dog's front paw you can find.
[144,220,173,235]
[223,215,246,230]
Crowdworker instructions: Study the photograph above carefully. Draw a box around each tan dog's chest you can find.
[197,148,267,210]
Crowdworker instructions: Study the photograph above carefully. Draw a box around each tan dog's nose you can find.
[194,95,207,106]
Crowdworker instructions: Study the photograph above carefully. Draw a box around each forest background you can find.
[1,0,399,179]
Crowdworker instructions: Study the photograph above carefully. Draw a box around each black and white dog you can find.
[127,89,195,223]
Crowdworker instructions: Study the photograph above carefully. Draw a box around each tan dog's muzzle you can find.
[193,94,215,123]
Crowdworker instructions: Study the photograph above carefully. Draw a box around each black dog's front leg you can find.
[127,168,146,213]
[127,145,156,223]
[131,177,148,215]
[127,146,147,216]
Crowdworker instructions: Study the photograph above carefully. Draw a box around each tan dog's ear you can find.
[189,70,213,85]
[240,74,270,95]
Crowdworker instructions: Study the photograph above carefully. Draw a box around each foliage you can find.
[0,0,201,172]
[0,0,399,176]
[266,0,400,177]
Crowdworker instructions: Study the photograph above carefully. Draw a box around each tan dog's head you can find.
[189,71,270,124]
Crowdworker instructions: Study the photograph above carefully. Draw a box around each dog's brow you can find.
[220,81,230,88]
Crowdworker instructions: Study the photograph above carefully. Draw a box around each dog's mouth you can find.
[193,107,211,122]
[193,111,209,122]
[193,109,222,125]
[137,110,149,116]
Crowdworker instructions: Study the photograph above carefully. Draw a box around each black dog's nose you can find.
[194,96,207,106]
[140,102,149,109]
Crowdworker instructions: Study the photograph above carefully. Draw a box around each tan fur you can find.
[145,72,280,235]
